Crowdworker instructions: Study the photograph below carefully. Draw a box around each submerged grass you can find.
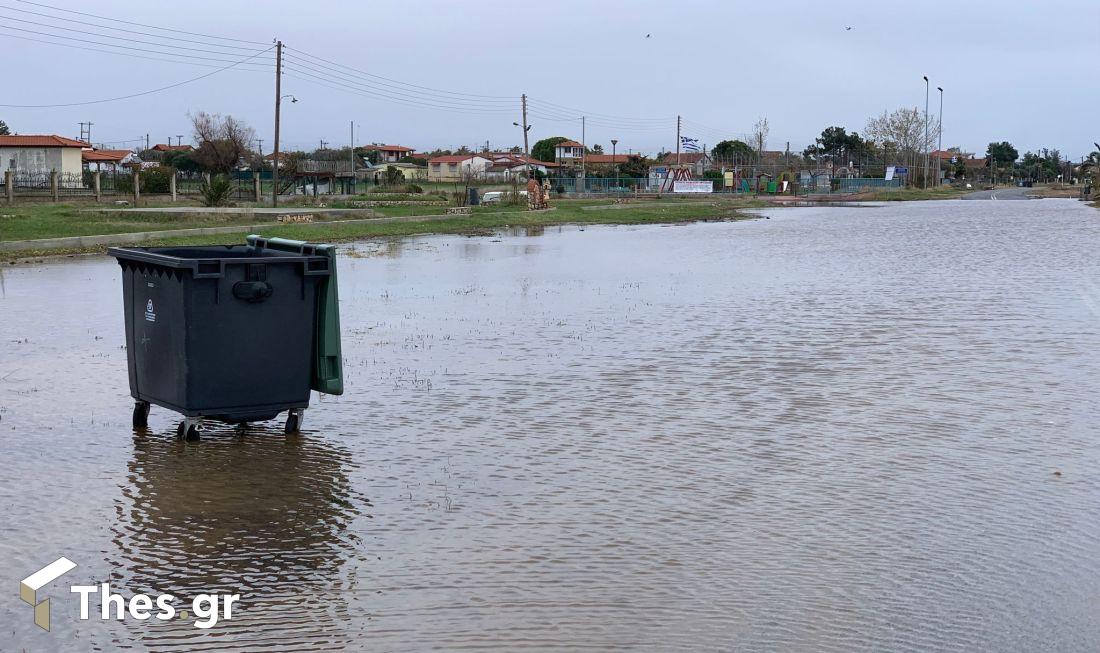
[854,186,973,201]
[1,198,758,263]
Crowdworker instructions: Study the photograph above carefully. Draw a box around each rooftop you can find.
[152,144,193,151]
[82,149,132,162]
[362,144,415,152]
[0,134,89,148]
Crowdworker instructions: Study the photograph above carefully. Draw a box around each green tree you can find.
[986,141,1018,165]
[619,154,649,178]
[532,136,568,163]
[712,139,755,162]
[162,149,202,174]
[591,144,604,154]
[0,119,9,135]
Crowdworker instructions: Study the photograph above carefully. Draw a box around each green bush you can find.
[402,183,423,194]
[115,166,174,193]
[200,174,233,207]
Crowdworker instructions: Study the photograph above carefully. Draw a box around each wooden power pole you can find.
[521,94,531,177]
[272,39,282,207]
[676,115,681,166]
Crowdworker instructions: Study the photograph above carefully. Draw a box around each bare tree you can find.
[752,116,770,157]
[863,107,939,167]
[190,112,255,174]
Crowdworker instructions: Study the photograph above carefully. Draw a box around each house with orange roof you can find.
[0,134,88,177]
[82,149,139,171]
[361,144,415,164]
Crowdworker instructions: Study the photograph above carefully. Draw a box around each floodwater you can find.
[2,198,1100,651]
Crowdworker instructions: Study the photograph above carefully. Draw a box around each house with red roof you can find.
[361,144,415,164]
[427,154,492,181]
[553,139,586,166]
[82,149,139,171]
[0,134,89,177]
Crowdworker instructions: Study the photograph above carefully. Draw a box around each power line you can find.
[0,3,263,52]
[13,0,268,45]
[285,45,514,101]
[281,71,515,116]
[0,12,278,59]
[0,44,274,107]
[281,56,513,110]
[0,28,272,71]
[0,23,274,66]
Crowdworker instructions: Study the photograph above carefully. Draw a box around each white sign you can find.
[885,166,896,181]
[672,180,713,193]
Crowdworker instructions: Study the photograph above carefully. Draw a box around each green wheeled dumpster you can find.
[108,235,343,439]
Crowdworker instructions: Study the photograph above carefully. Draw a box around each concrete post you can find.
[254,175,261,203]
[4,170,12,203]
[132,166,141,205]
[50,170,59,202]
[169,173,177,202]
[93,171,101,202]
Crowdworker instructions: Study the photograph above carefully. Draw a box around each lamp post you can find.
[922,75,930,189]
[513,121,533,177]
[611,139,618,179]
[936,86,943,186]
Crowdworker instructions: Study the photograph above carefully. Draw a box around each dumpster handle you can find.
[232,281,273,302]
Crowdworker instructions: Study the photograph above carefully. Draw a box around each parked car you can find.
[481,190,527,204]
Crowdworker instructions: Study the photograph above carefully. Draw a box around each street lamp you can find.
[936,86,943,185]
[611,139,618,179]
[922,75,930,189]
[513,121,533,177]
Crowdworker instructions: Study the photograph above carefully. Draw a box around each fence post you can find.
[93,171,101,202]
[169,173,177,202]
[4,170,12,203]
[132,165,141,205]
[254,175,261,203]
[50,170,59,202]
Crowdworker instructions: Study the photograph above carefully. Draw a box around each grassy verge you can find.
[1,198,756,264]
[854,186,973,201]
[1026,184,1087,199]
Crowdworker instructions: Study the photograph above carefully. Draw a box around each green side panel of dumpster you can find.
[247,235,344,395]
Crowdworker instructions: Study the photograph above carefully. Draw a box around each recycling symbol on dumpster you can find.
[144,299,156,323]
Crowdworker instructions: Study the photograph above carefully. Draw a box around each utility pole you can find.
[273,39,282,207]
[676,115,682,166]
[520,93,531,177]
[79,122,93,144]
[349,120,355,194]
[176,135,184,147]
[145,134,150,152]
[611,139,618,179]
[319,139,328,150]
[581,115,586,181]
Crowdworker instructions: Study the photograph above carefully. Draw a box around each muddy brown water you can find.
[2,199,1100,651]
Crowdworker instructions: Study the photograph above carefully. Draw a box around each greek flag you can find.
[680,136,700,153]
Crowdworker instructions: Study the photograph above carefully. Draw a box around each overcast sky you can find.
[1,0,1096,159]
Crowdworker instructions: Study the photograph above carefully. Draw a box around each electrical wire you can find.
[285,45,514,101]
[281,56,514,109]
[0,45,274,107]
[0,3,264,52]
[13,0,268,45]
[0,23,274,66]
[281,72,517,116]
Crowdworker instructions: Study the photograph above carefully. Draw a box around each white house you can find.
[553,139,585,165]
[427,154,493,181]
[0,134,88,177]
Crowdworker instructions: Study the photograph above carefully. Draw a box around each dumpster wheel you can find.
[176,418,202,441]
[285,408,305,434]
[132,401,150,429]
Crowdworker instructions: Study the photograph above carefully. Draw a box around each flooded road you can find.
[2,198,1100,651]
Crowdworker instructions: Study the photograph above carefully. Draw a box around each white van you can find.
[481,190,527,204]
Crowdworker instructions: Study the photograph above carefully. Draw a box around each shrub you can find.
[402,183,423,194]
[200,174,233,207]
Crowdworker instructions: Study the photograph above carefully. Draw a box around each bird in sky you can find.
[845,26,852,30]
[645,33,651,38]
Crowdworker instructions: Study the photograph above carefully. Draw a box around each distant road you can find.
[960,186,1035,201]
